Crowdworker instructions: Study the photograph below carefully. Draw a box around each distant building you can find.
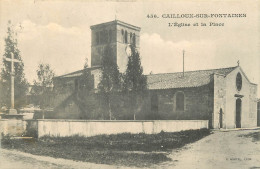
[26,84,53,106]
[53,20,258,129]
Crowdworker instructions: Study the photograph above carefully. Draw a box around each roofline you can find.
[54,66,101,78]
[90,20,141,31]
[235,66,255,85]
[213,73,226,77]
[148,83,211,90]
[146,66,237,77]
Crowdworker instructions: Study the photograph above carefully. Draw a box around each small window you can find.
[176,92,184,111]
[125,30,128,44]
[121,29,124,43]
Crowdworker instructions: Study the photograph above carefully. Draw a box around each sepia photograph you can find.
[0,0,259,168]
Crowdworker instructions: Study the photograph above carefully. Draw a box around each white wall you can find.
[225,67,257,128]
[0,119,27,136]
[37,120,208,138]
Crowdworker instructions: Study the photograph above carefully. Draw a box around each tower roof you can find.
[90,20,141,31]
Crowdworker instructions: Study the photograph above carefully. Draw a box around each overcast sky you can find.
[0,0,259,96]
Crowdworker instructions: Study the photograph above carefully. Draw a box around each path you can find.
[157,129,260,169]
[0,148,130,169]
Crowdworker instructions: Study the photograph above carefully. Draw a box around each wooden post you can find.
[183,50,185,77]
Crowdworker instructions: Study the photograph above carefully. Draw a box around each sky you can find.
[0,0,259,96]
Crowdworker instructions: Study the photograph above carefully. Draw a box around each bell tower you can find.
[90,20,141,72]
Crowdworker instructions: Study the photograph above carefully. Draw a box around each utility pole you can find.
[183,50,185,77]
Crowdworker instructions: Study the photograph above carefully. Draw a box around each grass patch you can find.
[1,129,210,167]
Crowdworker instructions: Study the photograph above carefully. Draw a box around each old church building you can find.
[52,20,258,129]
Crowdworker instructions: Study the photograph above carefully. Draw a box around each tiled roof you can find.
[54,66,101,78]
[54,65,237,90]
[147,66,237,90]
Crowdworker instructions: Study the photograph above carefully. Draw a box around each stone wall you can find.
[149,85,213,121]
[0,119,27,136]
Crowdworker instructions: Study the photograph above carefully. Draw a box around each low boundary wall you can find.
[37,120,209,138]
[0,119,209,137]
[0,119,27,136]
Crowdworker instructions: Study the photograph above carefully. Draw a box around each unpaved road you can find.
[157,129,260,169]
[0,148,130,169]
[1,129,260,169]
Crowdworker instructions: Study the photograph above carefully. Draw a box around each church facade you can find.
[52,20,258,129]
[146,66,258,129]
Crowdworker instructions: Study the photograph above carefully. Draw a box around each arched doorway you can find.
[236,98,242,128]
[219,108,223,128]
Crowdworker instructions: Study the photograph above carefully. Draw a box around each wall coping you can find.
[0,119,25,121]
[35,119,209,123]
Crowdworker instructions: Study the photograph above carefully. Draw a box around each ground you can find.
[0,129,210,167]
[158,129,260,169]
[0,129,260,169]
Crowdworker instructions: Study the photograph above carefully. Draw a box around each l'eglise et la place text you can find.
[169,22,224,27]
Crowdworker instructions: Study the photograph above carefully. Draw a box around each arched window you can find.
[125,30,128,44]
[176,92,184,111]
[236,72,242,91]
[130,33,132,44]
[121,29,124,43]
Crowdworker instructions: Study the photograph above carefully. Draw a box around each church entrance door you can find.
[235,98,242,128]
[219,108,223,128]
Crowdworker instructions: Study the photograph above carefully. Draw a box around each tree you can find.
[79,58,93,92]
[76,58,97,119]
[33,63,55,109]
[98,45,121,120]
[0,20,28,108]
[123,45,147,120]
